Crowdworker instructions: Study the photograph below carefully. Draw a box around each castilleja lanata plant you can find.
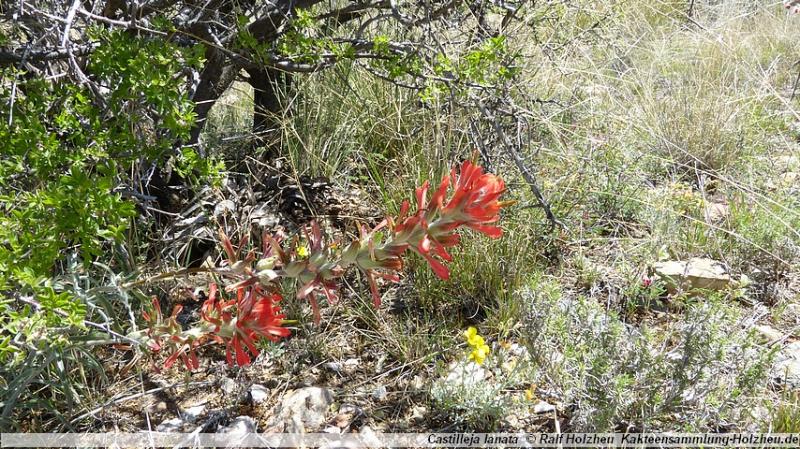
[143,160,512,370]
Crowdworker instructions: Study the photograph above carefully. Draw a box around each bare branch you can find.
[0,43,100,65]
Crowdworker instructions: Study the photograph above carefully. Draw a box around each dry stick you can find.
[76,8,168,36]
[6,45,28,126]
[0,43,100,65]
[70,380,214,424]
[790,60,800,101]
[477,102,564,229]
[121,267,223,289]
[60,0,81,48]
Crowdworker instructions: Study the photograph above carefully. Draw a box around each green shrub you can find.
[0,30,206,428]
[520,277,772,431]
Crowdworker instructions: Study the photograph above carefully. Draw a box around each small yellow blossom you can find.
[469,344,490,364]
[464,327,477,340]
[524,387,535,401]
[297,246,309,258]
[464,326,490,365]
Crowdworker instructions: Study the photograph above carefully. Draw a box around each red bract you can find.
[201,284,290,367]
[164,337,201,371]
[439,160,507,238]
[142,297,203,371]
[389,160,508,280]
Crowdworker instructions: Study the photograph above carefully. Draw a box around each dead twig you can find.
[477,101,564,230]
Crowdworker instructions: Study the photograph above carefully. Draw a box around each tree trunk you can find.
[187,48,236,151]
[246,67,292,152]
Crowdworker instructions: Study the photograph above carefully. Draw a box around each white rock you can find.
[753,325,783,344]
[532,401,556,414]
[344,358,360,369]
[704,203,729,223]
[653,258,733,293]
[249,384,269,404]
[338,403,362,415]
[508,343,530,358]
[266,387,334,433]
[410,405,427,422]
[359,425,383,447]
[444,361,486,388]
[213,200,236,218]
[156,417,184,432]
[786,304,800,322]
[772,341,800,388]
[324,358,358,374]
[218,416,257,434]
[181,405,206,423]
[220,377,238,395]
[217,416,258,448]
[372,385,388,401]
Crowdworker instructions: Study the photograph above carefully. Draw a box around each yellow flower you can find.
[464,327,490,365]
[468,344,490,365]
[524,387,535,401]
[464,327,484,348]
[464,327,477,341]
[297,245,309,258]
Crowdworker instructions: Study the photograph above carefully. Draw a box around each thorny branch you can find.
[477,101,564,230]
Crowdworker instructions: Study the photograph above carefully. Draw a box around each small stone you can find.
[532,401,556,414]
[653,258,733,293]
[445,361,486,388]
[266,387,334,433]
[372,385,388,401]
[343,358,360,370]
[213,200,236,218]
[249,384,269,404]
[754,325,783,344]
[338,403,361,415]
[219,415,257,433]
[156,417,184,432]
[322,425,341,434]
[410,405,427,422]
[359,426,383,447]
[181,405,206,423]
[324,362,343,373]
[705,203,729,223]
[331,404,362,429]
[325,358,358,374]
[508,343,530,358]
[220,377,237,395]
[146,401,168,414]
[772,341,800,388]
[786,304,800,322]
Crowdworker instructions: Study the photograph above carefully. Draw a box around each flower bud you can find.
[256,256,278,271]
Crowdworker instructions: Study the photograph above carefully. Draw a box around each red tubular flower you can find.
[439,160,507,238]
[164,337,201,371]
[393,160,509,280]
[224,287,290,367]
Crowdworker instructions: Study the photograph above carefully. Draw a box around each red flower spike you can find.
[141,160,511,371]
[219,288,290,367]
